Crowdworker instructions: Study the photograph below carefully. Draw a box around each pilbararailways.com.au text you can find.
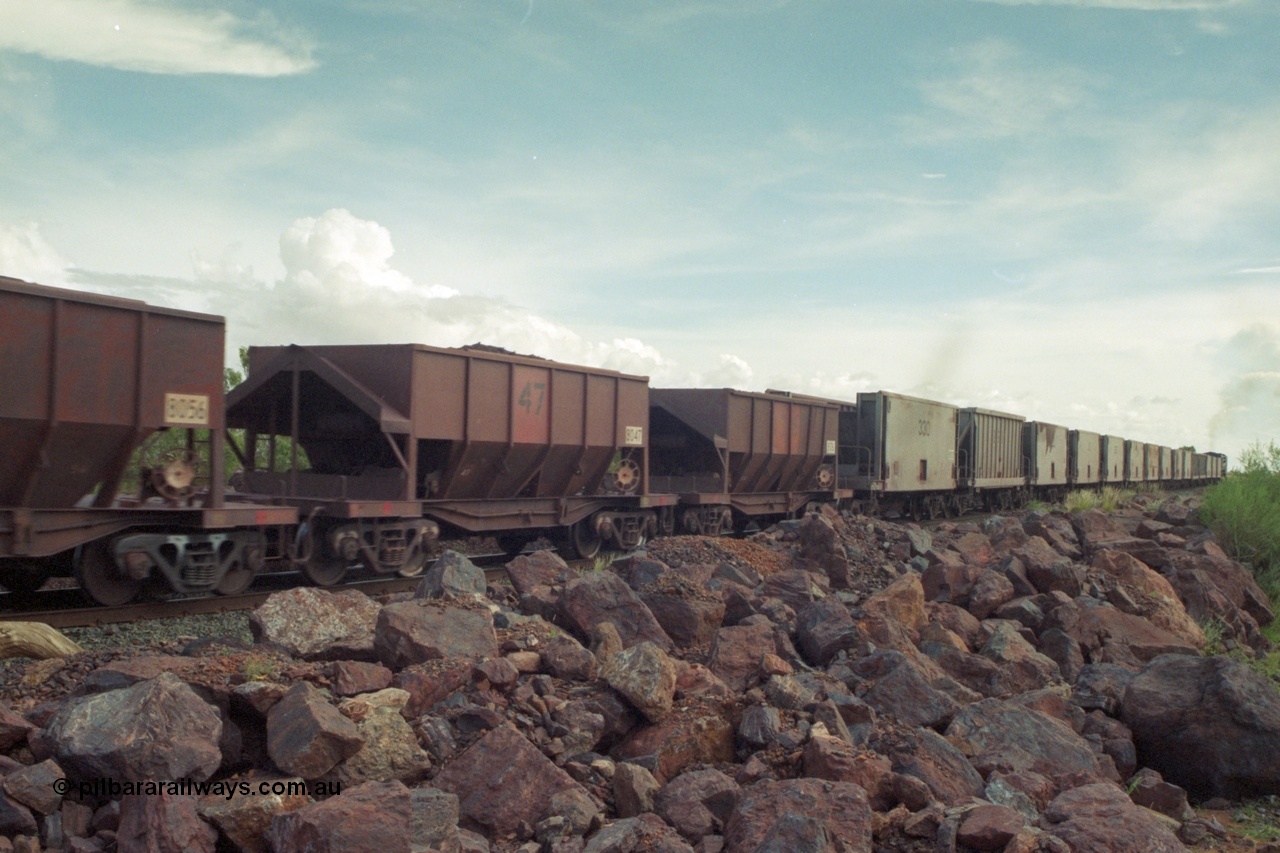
[53,778,341,800]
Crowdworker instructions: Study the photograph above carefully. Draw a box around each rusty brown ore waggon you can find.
[0,276,295,605]
[648,388,847,535]
[225,343,676,578]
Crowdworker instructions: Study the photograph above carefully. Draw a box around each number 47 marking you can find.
[518,382,546,415]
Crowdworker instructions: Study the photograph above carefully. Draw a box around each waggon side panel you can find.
[1143,444,1161,482]
[1101,436,1126,483]
[1125,440,1146,482]
[1069,429,1101,485]
[1025,421,1069,486]
[1176,448,1192,481]
[957,408,1026,489]
[855,392,957,493]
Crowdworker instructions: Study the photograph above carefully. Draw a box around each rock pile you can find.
[0,496,1278,853]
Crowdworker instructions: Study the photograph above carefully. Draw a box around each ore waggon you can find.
[0,277,1228,604]
[647,388,847,536]
[224,342,676,578]
[0,276,296,605]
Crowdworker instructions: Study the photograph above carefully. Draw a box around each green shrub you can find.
[1200,617,1228,656]
[1200,441,1280,602]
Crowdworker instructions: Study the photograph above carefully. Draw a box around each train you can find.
[0,277,1227,605]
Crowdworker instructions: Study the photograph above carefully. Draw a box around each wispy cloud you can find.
[911,39,1098,140]
[966,0,1246,9]
[0,0,315,76]
[1131,111,1280,244]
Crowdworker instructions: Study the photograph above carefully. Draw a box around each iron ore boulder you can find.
[45,672,223,784]
[1121,652,1280,799]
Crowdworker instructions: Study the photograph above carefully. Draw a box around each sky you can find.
[2,0,1279,466]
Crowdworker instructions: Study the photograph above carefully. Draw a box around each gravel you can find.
[643,534,792,578]
[58,610,253,652]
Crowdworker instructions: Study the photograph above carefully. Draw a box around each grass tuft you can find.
[1062,486,1134,513]
[1200,617,1228,657]
[591,552,619,572]
[1099,486,1136,511]
[1063,490,1099,513]
[1230,799,1280,842]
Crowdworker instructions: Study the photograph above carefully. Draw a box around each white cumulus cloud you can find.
[238,209,751,387]
[0,221,72,284]
[1,0,314,76]
[280,209,457,300]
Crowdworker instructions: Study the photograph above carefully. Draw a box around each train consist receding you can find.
[0,278,1228,605]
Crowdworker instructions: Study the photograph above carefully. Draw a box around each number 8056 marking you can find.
[165,393,209,426]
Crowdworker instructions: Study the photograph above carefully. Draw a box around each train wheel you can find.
[568,520,602,560]
[302,558,349,587]
[681,509,704,535]
[908,496,923,522]
[2,562,48,595]
[658,508,676,538]
[217,543,263,595]
[496,533,531,557]
[215,563,254,595]
[396,548,429,578]
[76,541,141,606]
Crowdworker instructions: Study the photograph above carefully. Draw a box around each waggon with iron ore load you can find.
[1157,445,1173,484]
[647,388,848,535]
[0,277,296,605]
[1145,444,1164,483]
[225,343,676,580]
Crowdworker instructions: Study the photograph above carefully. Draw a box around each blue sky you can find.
[2,0,1279,464]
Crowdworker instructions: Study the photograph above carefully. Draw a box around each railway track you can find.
[0,553,520,630]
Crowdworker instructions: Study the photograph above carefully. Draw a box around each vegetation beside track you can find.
[1062,485,1138,514]
[1201,441,1280,605]
[1196,441,1280,688]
